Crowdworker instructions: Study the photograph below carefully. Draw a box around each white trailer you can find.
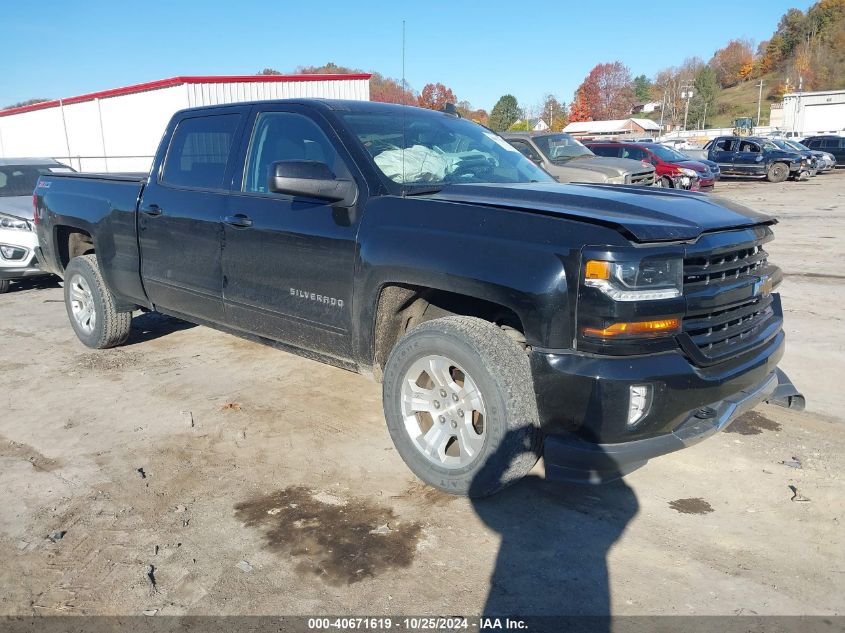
[780,89,845,138]
[0,74,371,173]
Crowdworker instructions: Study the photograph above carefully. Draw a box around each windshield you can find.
[787,140,811,151]
[530,134,593,161]
[339,109,553,191]
[648,145,688,162]
[0,164,71,197]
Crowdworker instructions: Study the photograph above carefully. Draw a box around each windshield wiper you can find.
[403,185,444,196]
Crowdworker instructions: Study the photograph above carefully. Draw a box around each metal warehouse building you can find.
[0,74,371,173]
[781,89,845,137]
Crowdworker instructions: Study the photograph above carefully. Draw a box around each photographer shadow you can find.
[470,430,638,630]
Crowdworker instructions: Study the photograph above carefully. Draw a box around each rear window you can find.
[0,164,72,197]
[590,145,621,158]
[161,114,240,189]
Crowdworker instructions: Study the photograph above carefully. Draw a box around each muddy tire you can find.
[766,162,789,183]
[64,255,132,349]
[0,279,10,294]
[382,316,543,498]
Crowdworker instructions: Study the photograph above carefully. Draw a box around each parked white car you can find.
[660,138,694,150]
[0,159,73,293]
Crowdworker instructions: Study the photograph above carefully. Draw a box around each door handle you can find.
[141,204,163,216]
[224,214,253,228]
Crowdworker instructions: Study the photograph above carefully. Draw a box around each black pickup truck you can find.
[34,100,803,496]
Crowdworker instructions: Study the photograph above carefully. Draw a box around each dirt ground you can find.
[1,172,843,619]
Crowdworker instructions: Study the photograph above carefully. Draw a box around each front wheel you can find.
[0,279,10,294]
[766,162,789,183]
[64,255,132,348]
[382,316,543,498]
[660,176,673,188]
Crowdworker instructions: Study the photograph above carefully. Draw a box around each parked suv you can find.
[586,141,714,190]
[0,159,73,293]
[503,132,656,186]
[802,136,845,166]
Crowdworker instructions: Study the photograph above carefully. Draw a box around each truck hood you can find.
[427,182,774,242]
[0,196,34,221]
[551,156,651,177]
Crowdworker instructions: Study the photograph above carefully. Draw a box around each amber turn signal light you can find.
[584,260,610,280]
[582,318,681,339]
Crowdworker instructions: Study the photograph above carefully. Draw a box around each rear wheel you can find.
[766,162,789,183]
[382,316,543,498]
[0,279,10,294]
[64,255,132,348]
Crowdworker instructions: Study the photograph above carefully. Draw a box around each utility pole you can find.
[756,80,764,127]
[681,87,694,133]
[702,100,708,130]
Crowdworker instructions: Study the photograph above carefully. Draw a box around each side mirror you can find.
[268,160,357,206]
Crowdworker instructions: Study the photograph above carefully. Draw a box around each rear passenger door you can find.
[138,108,247,324]
[823,138,845,164]
[733,140,765,175]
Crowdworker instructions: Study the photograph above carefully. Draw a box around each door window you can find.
[243,112,349,194]
[161,115,240,189]
[738,141,761,153]
[822,139,840,149]
[714,139,735,152]
[507,140,543,163]
[621,147,647,161]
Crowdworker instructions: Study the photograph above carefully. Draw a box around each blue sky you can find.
[1,0,816,112]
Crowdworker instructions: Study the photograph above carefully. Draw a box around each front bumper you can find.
[543,368,803,482]
[0,228,46,280]
[531,329,803,481]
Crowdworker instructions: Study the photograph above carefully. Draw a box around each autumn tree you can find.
[709,39,755,87]
[455,100,489,125]
[575,62,636,120]
[418,83,456,110]
[540,94,568,131]
[653,58,703,127]
[258,68,283,75]
[488,95,521,132]
[568,87,591,122]
[4,97,51,109]
[370,73,416,105]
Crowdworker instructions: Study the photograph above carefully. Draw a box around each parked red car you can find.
[585,141,716,190]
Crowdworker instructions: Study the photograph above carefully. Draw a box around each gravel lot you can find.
[1,172,843,618]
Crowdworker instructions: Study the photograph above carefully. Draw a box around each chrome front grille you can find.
[629,170,655,186]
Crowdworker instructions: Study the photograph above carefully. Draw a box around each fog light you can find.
[628,385,653,428]
[0,244,27,261]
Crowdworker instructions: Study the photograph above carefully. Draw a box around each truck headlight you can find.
[584,258,683,301]
[0,213,31,232]
[607,175,626,184]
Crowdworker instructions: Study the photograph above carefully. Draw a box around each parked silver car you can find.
[503,132,656,186]
[0,158,73,293]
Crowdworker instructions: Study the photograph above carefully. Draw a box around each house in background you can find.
[563,118,661,139]
[631,101,662,114]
